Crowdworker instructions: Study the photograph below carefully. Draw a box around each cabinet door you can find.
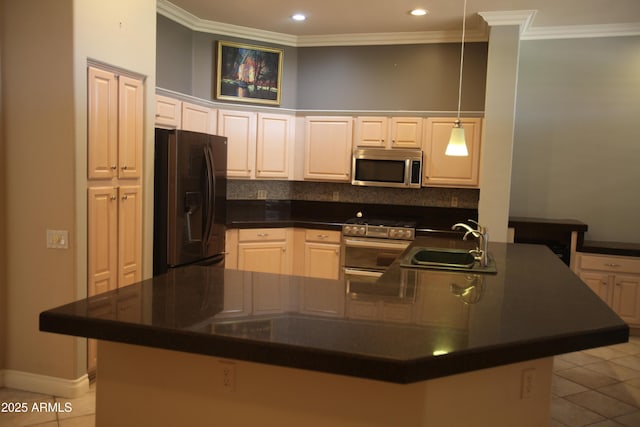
[304,117,353,181]
[354,117,387,148]
[256,113,292,179]
[88,67,118,179]
[182,102,216,134]
[88,187,118,296]
[579,271,611,302]
[304,242,341,279]
[238,241,288,274]
[155,95,182,128]
[118,186,142,287]
[218,110,257,178]
[118,75,143,179]
[423,117,482,187]
[612,274,640,325]
[390,117,422,149]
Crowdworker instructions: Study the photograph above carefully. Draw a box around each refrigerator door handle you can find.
[203,144,215,247]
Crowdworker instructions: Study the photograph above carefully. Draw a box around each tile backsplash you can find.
[227,180,479,209]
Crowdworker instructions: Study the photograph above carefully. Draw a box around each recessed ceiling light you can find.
[410,8,428,16]
[291,13,307,21]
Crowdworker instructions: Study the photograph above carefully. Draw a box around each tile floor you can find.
[1,337,640,427]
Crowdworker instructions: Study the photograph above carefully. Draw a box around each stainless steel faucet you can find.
[451,220,489,267]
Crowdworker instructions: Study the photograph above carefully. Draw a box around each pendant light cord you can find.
[456,0,467,121]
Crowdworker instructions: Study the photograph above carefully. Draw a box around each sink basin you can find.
[400,247,498,274]
[411,248,475,268]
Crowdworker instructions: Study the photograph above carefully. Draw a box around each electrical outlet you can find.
[451,196,459,207]
[332,191,340,201]
[521,368,536,399]
[257,190,267,200]
[46,230,69,249]
[220,361,236,392]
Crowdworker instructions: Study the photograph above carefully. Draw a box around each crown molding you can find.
[478,10,537,34]
[521,23,640,40]
[158,0,640,46]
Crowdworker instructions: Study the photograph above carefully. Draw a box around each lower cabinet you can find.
[575,252,640,326]
[302,229,341,279]
[236,228,293,275]
[87,185,142,374]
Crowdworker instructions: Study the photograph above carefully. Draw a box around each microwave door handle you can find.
[405,159,411,187]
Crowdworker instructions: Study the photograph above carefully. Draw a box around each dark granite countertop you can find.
[40,239,628,384]
[508,216,589,232]
[579,240,640,258]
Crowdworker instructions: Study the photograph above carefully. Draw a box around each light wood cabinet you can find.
[87,186,142,295]
[217,109,257,179]
[155,94,182,128]
[354,116,422,149]
[181,102,216,134]
[303,229,341,280]
[576,252,640,326]
[422,117,482,187]
[354,116,424,149]
[304,116,353,182]
[88,68,143,180]
[237,228,292,275]
[256,113,293,179]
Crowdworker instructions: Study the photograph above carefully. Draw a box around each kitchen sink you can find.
[400,247,497,274]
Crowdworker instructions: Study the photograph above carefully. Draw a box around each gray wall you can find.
[156,14,487,112]
[511,36,640,243]
[296,43,487,111]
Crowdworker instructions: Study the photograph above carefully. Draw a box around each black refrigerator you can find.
[153,129,227,275]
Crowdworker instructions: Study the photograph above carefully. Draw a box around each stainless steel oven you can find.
[341,217,415,297]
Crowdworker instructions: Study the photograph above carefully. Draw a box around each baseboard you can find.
[2,369,90,398]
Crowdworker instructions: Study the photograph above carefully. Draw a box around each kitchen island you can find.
[40,239,628,426]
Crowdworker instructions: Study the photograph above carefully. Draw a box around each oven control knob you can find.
[358,226,366,235]
[389,229,397,238]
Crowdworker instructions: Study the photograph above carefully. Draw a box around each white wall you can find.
[511,36,640,243]
[1,0,155,393]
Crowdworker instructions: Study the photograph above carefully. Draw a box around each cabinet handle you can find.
[605,263,621,268]
[317,234,328,239]
[257,233,269,237]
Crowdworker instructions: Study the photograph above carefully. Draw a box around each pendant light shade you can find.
[446,0,469,157]
[446,120,469,156]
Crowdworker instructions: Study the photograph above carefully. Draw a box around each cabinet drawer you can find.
[579,253,640,274]
[304,229,341,244]
[239,228,287,242]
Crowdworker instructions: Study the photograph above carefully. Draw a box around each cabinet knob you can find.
[121,165,128,170]
[110,165,117,170]
[122,194,128,200]
[110,195,117,201]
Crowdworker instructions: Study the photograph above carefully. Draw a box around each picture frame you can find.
[215,41,284,105]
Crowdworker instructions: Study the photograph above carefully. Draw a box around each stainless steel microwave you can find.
[352,149,422,189]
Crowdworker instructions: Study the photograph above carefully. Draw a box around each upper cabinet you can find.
[181,102,216,134]
[256,113,293,179]
[154,94,182,129]
[217,109,293,180]
[354,116,422,149]
[217,109,257,179]
[304,116,353,182]
[88,67,143,180]
[422,117,482,188]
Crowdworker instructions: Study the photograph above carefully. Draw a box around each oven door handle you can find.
[344,268,384,278]
[343,238,410,250]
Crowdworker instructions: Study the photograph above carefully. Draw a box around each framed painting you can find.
[215,41,284,105]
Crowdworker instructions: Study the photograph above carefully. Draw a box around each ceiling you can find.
[159,0,640,45]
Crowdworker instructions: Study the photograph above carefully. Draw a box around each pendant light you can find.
[446,0,469,157]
